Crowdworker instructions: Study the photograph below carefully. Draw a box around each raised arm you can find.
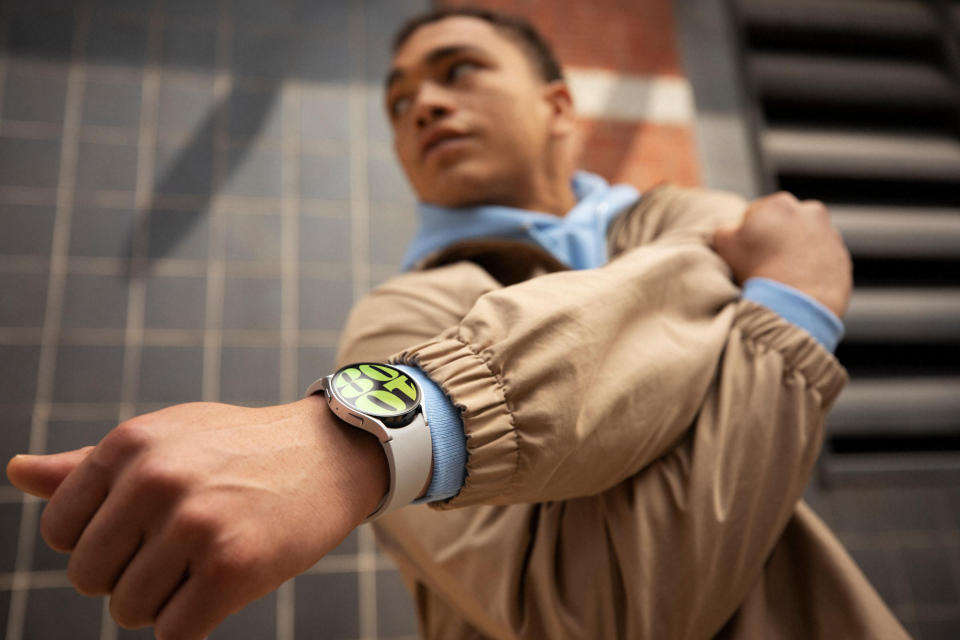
[341,189,848,509]
[338,187,851,637]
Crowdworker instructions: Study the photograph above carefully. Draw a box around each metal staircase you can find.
[730,0,960,483]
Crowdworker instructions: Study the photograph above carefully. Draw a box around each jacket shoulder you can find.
[607,184,748,257]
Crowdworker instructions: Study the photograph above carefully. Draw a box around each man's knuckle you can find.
[67,559,109,596]
[39,506,73,552]
[766,191,796,209]
[134,457,189,497]
[206,542,256,582]
[105,419,154,456]
[153,619,178,640]
[802,199,828,216]
[172,503,220,544]
[109,594,150,630]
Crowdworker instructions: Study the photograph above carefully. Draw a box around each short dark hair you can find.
[392,6,564,83]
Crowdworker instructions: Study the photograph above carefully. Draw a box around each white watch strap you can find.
[368,407,431,522]
[305,376,432,522]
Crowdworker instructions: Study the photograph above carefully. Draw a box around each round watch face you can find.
[330,363,422,425]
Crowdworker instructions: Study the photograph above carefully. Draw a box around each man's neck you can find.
[530,187,578,217]
[430,169,579,215]
[498,178,577,217]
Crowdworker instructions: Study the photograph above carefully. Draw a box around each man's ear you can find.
[543,80,576,137]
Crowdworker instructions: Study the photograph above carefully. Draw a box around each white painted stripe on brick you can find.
[565,67,694,124]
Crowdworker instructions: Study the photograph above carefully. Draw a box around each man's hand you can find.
[712,191,853,318]
[6,397,388,640]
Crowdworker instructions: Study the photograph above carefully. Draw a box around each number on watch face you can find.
[333,363,419,417]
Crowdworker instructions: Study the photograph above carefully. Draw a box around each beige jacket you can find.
[337,186,910,639]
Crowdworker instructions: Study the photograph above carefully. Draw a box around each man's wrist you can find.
[298,394,389,522]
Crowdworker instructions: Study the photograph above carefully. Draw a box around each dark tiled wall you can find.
[0,0,424,638]
[4,1,959,640]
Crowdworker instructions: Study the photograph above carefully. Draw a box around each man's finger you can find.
[40,451,113,552]
[154,570,251,640]
[6,448,95,499]
[109,531,190,630]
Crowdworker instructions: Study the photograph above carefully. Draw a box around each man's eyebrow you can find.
[384,45,489,90]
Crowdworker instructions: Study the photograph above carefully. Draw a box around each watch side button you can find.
[332,406,365,428]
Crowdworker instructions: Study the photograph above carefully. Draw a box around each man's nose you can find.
[416,105,449,129]
[414,84,453,129]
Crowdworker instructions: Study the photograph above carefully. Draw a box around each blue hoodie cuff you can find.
[392,364,467,503]
[742,277,845,352]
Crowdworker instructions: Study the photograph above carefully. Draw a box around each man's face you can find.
[386,17,559,207]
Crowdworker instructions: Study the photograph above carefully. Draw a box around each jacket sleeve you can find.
[375,306,847,640]
[386,236,746,507]
[593,303,847,639]
[338,260,847,639]
[606,183,748,253]
[368,187,754,508]
[341,187,830,509]
[336,187,848,636]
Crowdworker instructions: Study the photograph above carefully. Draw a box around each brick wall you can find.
[439,0,701,189]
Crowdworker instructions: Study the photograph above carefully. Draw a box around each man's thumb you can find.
[6,447,95,499]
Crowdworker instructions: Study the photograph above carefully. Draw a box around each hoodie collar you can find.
[400,171,640,271]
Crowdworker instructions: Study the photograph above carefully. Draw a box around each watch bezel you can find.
[326,362,423,428]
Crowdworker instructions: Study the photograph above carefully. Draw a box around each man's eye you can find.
[447,61,479,82]
[390,96,411,118]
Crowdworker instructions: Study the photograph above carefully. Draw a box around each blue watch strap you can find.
[393,364,467,503]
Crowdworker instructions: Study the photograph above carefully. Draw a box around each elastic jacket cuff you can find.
[742,277,845,353]
[735,299,849,409]
[389,326,519,509]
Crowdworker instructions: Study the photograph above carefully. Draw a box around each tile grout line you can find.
[0,551,396,591]
[348,2,378,639]
[276,26,303,640]
[201,0,233,404]
[97,3,166,639]
[0,327,342,349]
[0,253,354,280]
[115,4,162,425]
[6,4,90,640]
[0,184,363,213]
[280,76,301,404]
[0,0,8,125]
[0,486,26,503]
[349,1,371,304]
[0,64,6,129]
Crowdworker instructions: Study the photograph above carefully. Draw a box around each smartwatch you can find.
[305,362,432,522]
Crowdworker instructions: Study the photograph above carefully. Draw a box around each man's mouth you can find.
[421,129,472,160]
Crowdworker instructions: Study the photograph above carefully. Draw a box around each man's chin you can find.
[416,168,516,209]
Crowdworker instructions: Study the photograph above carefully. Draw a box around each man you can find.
[6,6,907,639]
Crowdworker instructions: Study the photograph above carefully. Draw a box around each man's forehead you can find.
[389,16,521,73]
